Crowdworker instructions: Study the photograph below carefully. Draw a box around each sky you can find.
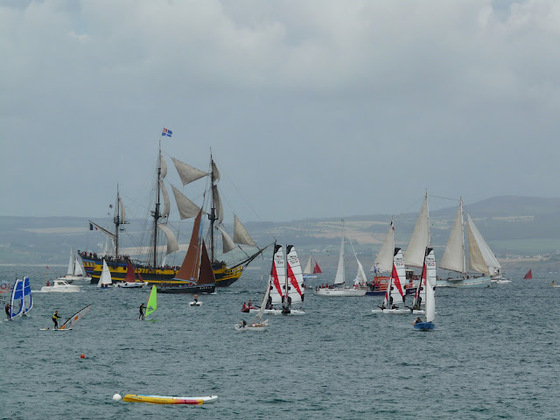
[1,0,559,223]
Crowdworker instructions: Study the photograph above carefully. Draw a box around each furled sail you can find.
[118,196,126,224]
[404,194,430,268]
[171,157,207,186]
[159,151,167,178]
[233,215,257,247]
[157,223,179,254]
[171,184,201,220]
[466,214,501,276]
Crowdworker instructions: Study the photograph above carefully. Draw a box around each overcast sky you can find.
[1,0,559,223]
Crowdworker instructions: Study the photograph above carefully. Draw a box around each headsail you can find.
[466,213,501,276]
[58,304,92,330]
[145,285,157,318]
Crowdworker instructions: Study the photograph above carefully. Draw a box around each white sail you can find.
[373,220,395,273]
[211,159,221,182]
[59,304,92,330]
[118,196,126,224]
[466,214,501,276]
[157,223,179,255]
[171,184,201,220]
[256,275,271,322]
[354,258,368,286]
[160,180,171,219]
[73,257,84,276]
[440,200,466,274]
[269,245,286,305]
[404,194,430,268]
[304,256,313,275]
[171,157,207,186]
[334,222,345,286]
[233,215,257,247]
[286,245,305,305]
[217,225,236,254]
[424,248,436,323]
[66,249,74,276]
[97,259,112,287]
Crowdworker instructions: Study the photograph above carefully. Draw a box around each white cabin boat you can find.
[40,279,81,293]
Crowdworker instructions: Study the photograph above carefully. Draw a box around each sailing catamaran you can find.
[414,247,436,330]
[437,198,496,288]
[249,244,306,315]
[372,248,409,313]
[80,140,267,288]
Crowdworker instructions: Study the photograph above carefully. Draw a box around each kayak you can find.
[122,394,218,405]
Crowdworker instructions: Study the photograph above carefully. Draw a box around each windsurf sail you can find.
[22,276,32,314]
[10,278,24,318]
[145,286,157,318]
[58,304,92,330]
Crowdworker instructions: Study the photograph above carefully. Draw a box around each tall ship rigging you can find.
[80,135,267,288]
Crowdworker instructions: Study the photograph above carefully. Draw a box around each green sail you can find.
[146,286,157,318]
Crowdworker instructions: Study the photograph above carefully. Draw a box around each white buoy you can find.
[112,393,122,401]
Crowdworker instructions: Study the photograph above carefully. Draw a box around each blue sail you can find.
[10,278,24,318]
[23,276,33,314]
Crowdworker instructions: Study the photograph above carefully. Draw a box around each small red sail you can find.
[523,269,533,280]
[313,261,322,274]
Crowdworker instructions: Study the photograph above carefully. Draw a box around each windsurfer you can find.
[193,294,199,303]
[139,303,146,320]
[52,310,60,329]
[5,303,10,320]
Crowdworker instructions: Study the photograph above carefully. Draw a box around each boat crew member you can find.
[52,310,60,329]
[139,303,146,320]
[5,303,11,320]
[248,299,252,308]
[413,317,422,325]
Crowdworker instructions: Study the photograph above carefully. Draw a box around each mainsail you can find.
[423,248,436,323]
[269,244,286,305]
[97,260,112,287]
[9,278,24,318]
[285,245,305,306]
[405,193,430,268]
[440,199,466,275]
[373,220,395,273]
[334,222,346,286]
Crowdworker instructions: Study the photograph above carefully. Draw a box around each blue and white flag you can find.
[162,128,173,137]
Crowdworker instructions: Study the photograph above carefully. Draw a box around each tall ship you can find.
[80,136,267,288]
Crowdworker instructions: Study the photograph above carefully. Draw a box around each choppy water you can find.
[1,265,559,419]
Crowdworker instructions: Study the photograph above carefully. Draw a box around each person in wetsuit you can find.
[52,310,60,329]
[5,303,11,320]
[139,303,145,320]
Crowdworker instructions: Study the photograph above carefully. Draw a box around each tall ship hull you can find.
[80,252,243,288]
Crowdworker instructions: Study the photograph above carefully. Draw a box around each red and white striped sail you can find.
[269,244,286,305]
[383,248,406,307]
[286,245,305,305]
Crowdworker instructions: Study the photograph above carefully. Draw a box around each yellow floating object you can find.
[122,394,218,405]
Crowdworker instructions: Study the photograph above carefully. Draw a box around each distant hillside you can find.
[1,196,559,275]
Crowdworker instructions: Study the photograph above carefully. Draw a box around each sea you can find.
[1,265,559,420]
